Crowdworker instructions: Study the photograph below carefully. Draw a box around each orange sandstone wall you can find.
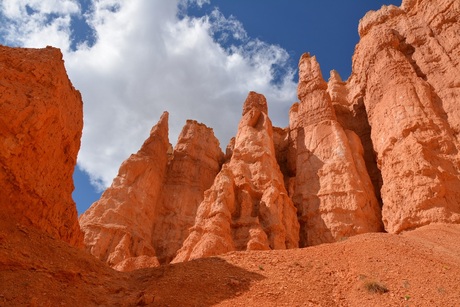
[0,46,83,247]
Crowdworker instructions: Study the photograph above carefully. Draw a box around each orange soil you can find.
[1,221,459,306]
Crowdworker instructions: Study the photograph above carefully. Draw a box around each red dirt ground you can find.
[1,221,459,306]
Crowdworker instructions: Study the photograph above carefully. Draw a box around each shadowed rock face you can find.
[290,54,383,247]
[0,45,83,248]
[77,0,460,270]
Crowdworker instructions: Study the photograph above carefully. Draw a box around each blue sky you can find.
[0,0,400,214]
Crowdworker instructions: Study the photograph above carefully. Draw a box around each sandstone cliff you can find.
[0,45,83,247]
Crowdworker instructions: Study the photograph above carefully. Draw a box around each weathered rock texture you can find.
[151,120,224,264]
[347,0,460,233]
[0,45,83,247]
[290,54,383,246]
[79,0,460,269]
[79,113,224,270]
[173,92,299,262]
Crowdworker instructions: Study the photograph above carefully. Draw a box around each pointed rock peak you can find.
[242,91,268,115]
[149,111,169,136]
[298,53,327,101]
[298,53,325,83]
[175,119,223,159]
[141,111,169,155]
[329,70,343,83]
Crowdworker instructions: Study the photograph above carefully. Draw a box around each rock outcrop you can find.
[79,114,224,270]
[0,45,83,247]
[290,54,383,246]
[79,112,171,269]
[151,119,224,264]
[80,0,460,268]
[348,0,460,233]
[173,92,299,262]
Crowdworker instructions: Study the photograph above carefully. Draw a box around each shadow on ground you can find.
[131,256,265,306]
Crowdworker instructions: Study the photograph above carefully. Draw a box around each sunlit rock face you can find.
[350,0,460,233]
[78,0,460,270]
[173,92,300,263]
[0,46,84,248]
[79,112,224,270]
[289,54,383,247]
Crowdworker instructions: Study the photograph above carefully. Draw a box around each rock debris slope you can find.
[80,0,460,270]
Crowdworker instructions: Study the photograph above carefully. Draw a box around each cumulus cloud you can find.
[0,0,297,190]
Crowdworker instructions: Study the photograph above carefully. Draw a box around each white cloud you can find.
[0,0,79,49]
[0,0,297,190]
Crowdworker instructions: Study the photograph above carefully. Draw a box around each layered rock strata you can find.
[173,92,299,262]
[79,113,224,270]
[0,45,83,247]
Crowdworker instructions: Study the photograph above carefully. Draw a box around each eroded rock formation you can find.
[79,112,171,269]
[79,113,224,270]
[79,0,460,269]
[173,92,299,262]
[290,54,383,246]
[0,45,83,247]
[348,0,460,233]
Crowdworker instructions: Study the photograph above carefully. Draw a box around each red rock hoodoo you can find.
[173,92,300,262]
[79,0,460,270]
[79,112,224,270]
[0,45,83,247]
[290,54,383,246]
[1,0,460,305]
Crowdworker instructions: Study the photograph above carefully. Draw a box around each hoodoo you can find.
[173,92,300,263]
[1,0,460,305]
[81,0,460,267]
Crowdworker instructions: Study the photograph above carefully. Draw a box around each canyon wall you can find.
[0,46,83,247]
[78,0,460,270]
